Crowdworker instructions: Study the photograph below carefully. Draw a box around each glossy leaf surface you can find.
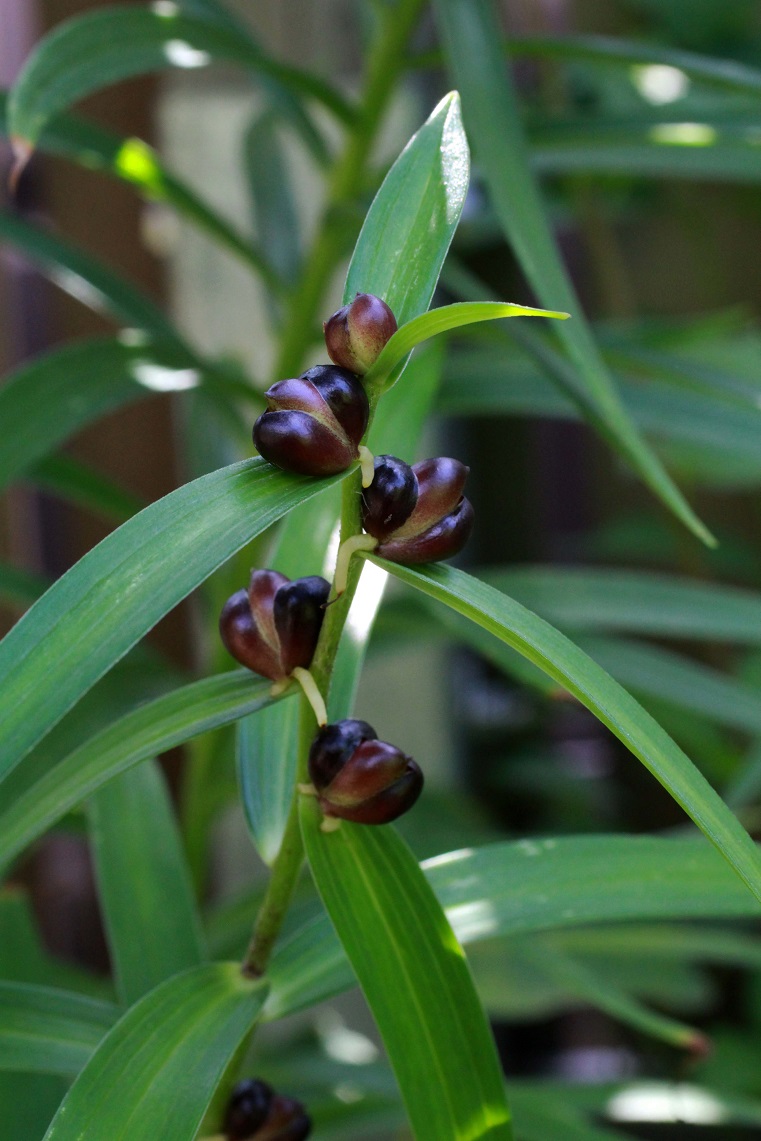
[42,964,267,1141]
[0,674,280,874]
[301,801,513,1140]
[0,459,340,773]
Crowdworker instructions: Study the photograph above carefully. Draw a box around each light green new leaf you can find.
[344,92,469,330]
[0,674,283,875]
[7,7,351,163]
[42,964,267,1141]
[432,0,712,545]
[0,982,118,1077]
[0,212,182,344]
[90,761,206,1005]
[0,458,342,773]
[368,557,761,904]
[301,802,513,1141]
[265,835,761,1023]
[364,300,569,392]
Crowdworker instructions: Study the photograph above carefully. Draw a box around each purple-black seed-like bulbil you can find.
[253,364,369,476]
[219,570,330,683]
[324,292,397,375]
[224,1079,273,1140]
[362,455,474,564]
[308,718,424,825]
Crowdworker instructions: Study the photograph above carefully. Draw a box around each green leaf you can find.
[0,674,285,875]
[301,804,513,1140]
[0,92,280,287]
[42,964,267,1141]
[364,300,569,392]
[0,212,182,344]
[0,982,118,1076]
[27,454,143,523]
[431,0,712,545]
[0,458,342,774]
[483,565,761,644]
[344,92,469,329]
[366,557,761,905]
[244,110,302,288]
[265,835,761,1022]
[7,7,352,160]
[89,761,206,1005]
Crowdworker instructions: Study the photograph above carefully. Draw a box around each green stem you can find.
[240,0,424,982]
[273,0,424,379]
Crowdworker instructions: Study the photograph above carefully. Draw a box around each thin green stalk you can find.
[274,0,424,378]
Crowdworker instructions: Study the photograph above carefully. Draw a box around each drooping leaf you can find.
[0,458,343,774]
[89,760,206,1005]
[301,803,513,1140]
[42,964,267,1141]
[367,557,761,904]
[431,0,712,544]
[0,674,284,874]
[0,982,118,1077]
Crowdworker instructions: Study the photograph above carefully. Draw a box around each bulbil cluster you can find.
[223,1079,311,1141]
[221,293,478,835]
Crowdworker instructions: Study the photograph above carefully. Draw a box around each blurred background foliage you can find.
[5,0,761,1137]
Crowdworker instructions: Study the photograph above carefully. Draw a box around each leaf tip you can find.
[8,138,33,195]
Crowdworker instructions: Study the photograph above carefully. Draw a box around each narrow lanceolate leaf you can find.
[301,802,513,1141]
[0,982,118,1076]
[42,964,267,1141]
[0,338,194,493]
[28,454,143,523]
[344,92,469,330]
[431,0,712,545]
[0,92,278,286]
[90,761,206,1005]
[0,458,342,774]
[7,7,348,168]
[0,212,182,344]
[364,300,569,392]
[0,675,283,874]
[368,558,761,905]
[265,835,761,1022]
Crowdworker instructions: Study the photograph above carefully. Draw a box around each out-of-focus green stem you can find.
[273,0,424,379]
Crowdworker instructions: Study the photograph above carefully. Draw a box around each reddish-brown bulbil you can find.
[308,719,423,825]
[324,292,397,375]
[361,455,474,564]
[219,570,330,683]
[223,1079,311,1141]
[253,364,369,476]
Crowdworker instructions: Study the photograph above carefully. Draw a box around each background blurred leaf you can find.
[0,982,117,1077]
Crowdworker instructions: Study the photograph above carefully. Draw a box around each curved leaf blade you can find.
[89,761,206,1005]
[0,458,342,773]
[0,674,283,874]
[0,982,118,1077]
[42,964,267,1141]
[301,803,513,1140]
[265,834,761,1022]
[367,557,761,905]
[431,0,712,545]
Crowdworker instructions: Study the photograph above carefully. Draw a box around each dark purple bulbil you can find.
[223,1080,311,1141]
[324,292,397,375]
[308,719,423,825]
[253,365,369,476]
[361,455,474,564]
[219,571,329,682]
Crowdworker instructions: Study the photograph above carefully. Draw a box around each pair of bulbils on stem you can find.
[219,569,423,828]
[223,1078,310,1141]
